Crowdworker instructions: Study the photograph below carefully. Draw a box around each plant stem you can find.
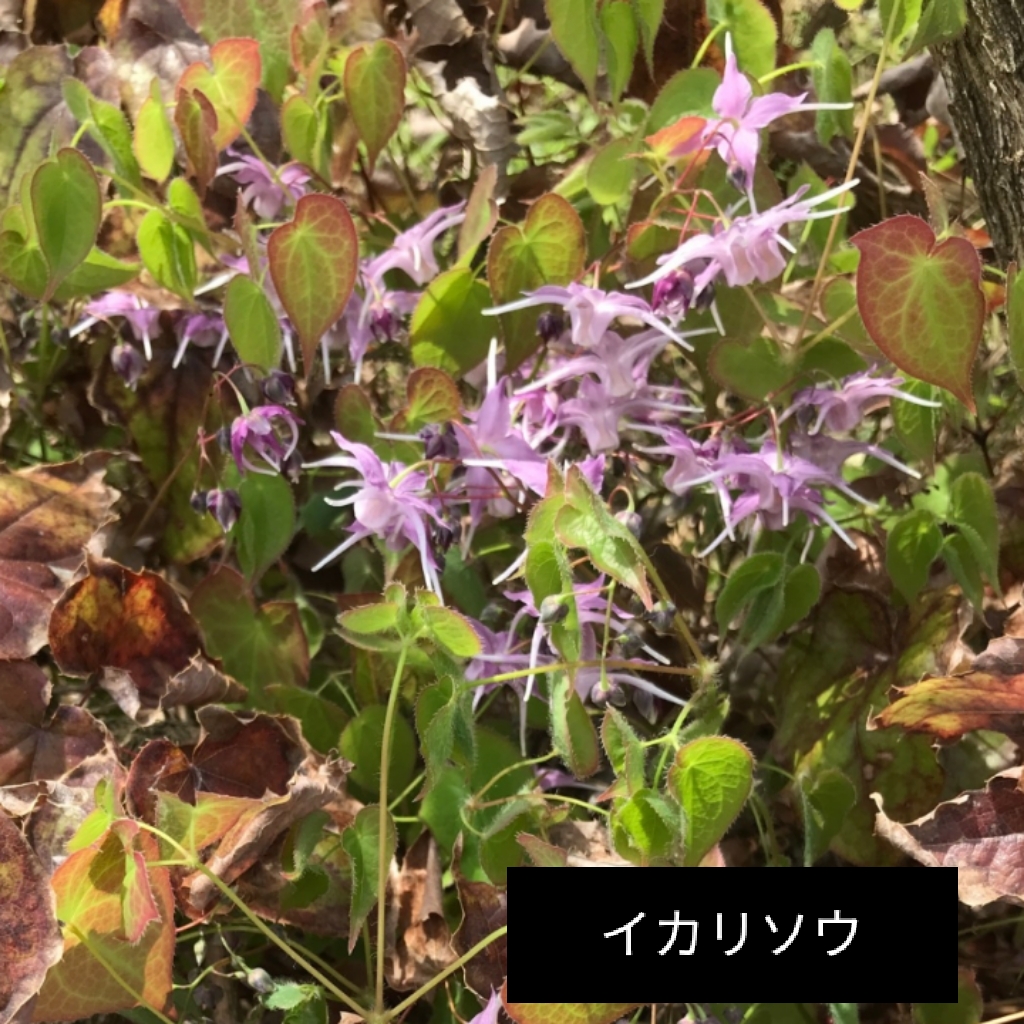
[376,642,409,1014]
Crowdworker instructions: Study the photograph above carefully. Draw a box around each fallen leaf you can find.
[453,860,506,999]
[502,997,643,1024]
[0,453,118,660]
[874,770,1024,907]
[0,811,63,1024]
[0,660,109,786]
[385,831,455,991]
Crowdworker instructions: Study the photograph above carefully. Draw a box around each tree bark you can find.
[935,0,1024,265]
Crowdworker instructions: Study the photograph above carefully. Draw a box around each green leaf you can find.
[632,0,665,72]
[52,247,140,301]
[224,275,283,372]
[31,148,101,300]
[668,735,754,866]
[417,677,476,788]
[282,95,326,175]
[948,471,999,587]
[334,384,378,446]
[486,193,586,370]
[63,79,142,188]
[402,367,461,431]
[880,0,923,42]
[339,602,400,636]
[134,78,176,183]
[137,209,197,302]
[340,705,417,799]
[708,336,791,401]
[232,470,296,581]
[189,567,309,702]
[418,604,482,658]
[887,509,942,603]
[611,787,677,865]
[648,68,722,132]
[810,29,854,144]
[556,465,652,607]
[544,0,602,97]
[410,268,494,376]
[942,532,985,613]
[266,983,328,1024]
[268,194,359,376]
[343,39,406,169]
[174,88,219,196]
[715,552,784,632]
[852,215,984,412]
[599,2,638,105]
[586,138,638,206]
[550,672,601,778]
[457,163,499,266]
[777,563,822,635]
[601,707,646,796]
[893,379,938,468]
[799,768,856,865]
[263,685,348,755]
[706,0,777,78]
[341,805,396,950]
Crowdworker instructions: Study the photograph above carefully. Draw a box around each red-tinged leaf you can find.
[396,367,462,432]
[174,88,219,196]
[156,789,264,859]
[502,995,642,1024]
[851,215,985,412]
[873,770,1024,908]
[109,820,161,943]
[178,38,261,151]
[458,163,498,265]
[36,828,174,1021]
[645,114,706,160]
[290,2,330,78]
[0,453,117,660]
[487,193,586,369]
[344,39,406,169]
[0,660,109,786]
[0,811,63,1024]
[268,194,358,376]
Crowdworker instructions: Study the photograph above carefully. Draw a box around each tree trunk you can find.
[935,0,1024,265]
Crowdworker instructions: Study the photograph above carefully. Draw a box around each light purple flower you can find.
[781,368,942,434]
[335,275,420,378]
[219,154,311,220]
[672,34,852,191]
[230,404,302,476]
[629,180,857,296]
[110,342,146,389]
[364,202,466,286]
[306,435,447,596]
[173,311,228,368]
[84,291,163,360]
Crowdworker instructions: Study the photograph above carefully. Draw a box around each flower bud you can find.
[110,342,146,389]
[536,311,566,344]
[206,488,242,531]
[652,269,695,315]
[261,369,296,405]
[643,600,676,634]
[614,508,643,538]
[617,618,647,658]
[539,595,569,625]
[420,422,459,461]
[189,489,209,514]
[246,968,275,994]
[726,162,749,192]
[370,306,398,342]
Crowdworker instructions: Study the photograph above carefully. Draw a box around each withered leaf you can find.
[0,811,63,1024]
[0,454,117,659]
[48,557,242,722]
[874,770,1024,907]
[453,863,506,999]
[0,660,109,786]
[385,831,455,991]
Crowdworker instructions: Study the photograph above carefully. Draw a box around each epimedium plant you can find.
[0,0,1009,1021]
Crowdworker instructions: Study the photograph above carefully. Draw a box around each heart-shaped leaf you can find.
[137,208,197,302]
[852,215,985,412]
[178,37,262,150]
[224,274,283,371]
[31,148,101,300]
[268,194,358,377]
[174,88,219,196]
[134,78,176,183]
[343,39,406,170]
[487,193,585,369]
[410,267,494,376]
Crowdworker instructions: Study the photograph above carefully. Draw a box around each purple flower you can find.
[206,488,242,531]
[782,368,942,434]
[485,282,694,350]
[336,276,419,377]
[364,203,466,286]
[629,180,857,297]
[173,311,228,368]
[219,154,311,220]
[110,342,146,389]
[84,291,163,360]
[306,435,447,596]
[230,405,303,476]
[671,34,852,192]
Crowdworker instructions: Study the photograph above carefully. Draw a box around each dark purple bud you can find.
[370,306,398,342]
[643,600,676,634]
[110,342,146,388]
[652,269,696,315]
[726,162,749,192]
[590,677,627,708]
[216,425,232,453]
[617,619,646,659]
[206,488,242,531]
[614,508,643,538]
[420,422,459,461]
[261,369,296,406]
[189,489,209,514]
[693,281,715,312]
[536,311,566,343]
[539,595,569,625]
[283,448,303,483]
[431,510,460,557]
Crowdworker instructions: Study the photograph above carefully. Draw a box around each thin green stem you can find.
[634,546,706,666]
[690,21,726,70]
[376,642,410,1015]
[462,659,698,691]
[382,926,508,1022]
